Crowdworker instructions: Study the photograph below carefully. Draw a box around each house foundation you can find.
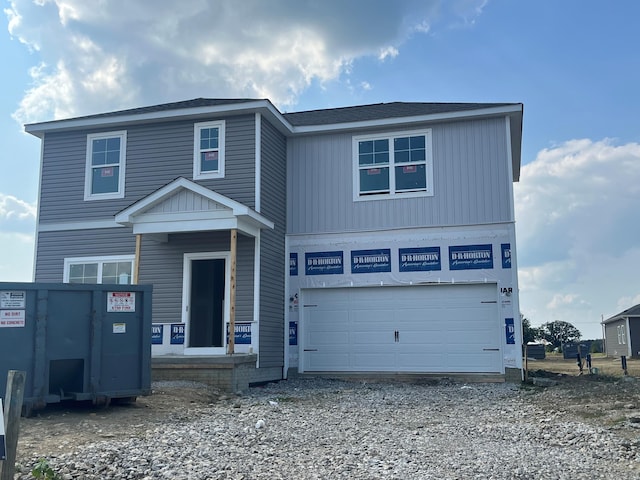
[152,354,257,393]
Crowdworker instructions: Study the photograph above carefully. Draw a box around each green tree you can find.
[521,316,540,344]
[540,320,581,350]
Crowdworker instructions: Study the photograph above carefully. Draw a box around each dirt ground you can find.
[14,382,226,468]
[525,352,640,377]
[11,357,640,473]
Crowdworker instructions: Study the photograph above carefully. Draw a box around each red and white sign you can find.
[0,309,26,328]
[107,291,136,312]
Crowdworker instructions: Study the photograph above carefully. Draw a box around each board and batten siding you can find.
[38,115,257,225]
[257,118,287,368]
[286,117,513,235]
[34,229,255,326]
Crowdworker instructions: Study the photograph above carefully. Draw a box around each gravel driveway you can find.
[13,377,640,479]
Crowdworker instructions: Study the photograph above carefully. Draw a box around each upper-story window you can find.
[194,120,226,179]
[353,129,433,200]
[84,131,127,200]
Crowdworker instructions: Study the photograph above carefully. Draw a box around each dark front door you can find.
[189,258,225,348]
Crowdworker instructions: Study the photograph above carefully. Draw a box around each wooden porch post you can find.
[133,234,142,284]
[228,229,237,354]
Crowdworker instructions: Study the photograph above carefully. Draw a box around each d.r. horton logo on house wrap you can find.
[501,243,511,269]
[448,244,493,270]
[351,249,391,274]
[305,251,344,275]
[399,247,441,272]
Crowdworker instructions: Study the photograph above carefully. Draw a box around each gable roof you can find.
[283,102,518,126]
[115,177,274,237]
[602,304,640,324]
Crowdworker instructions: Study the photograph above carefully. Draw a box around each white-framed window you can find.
[63,255,135,284]
[353,129,433,200]
[194,120,225,179]
[84,131,127,200]
[617,325,627,345]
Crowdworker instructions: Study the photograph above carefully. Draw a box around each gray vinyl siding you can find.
[258,118,287,368]
[38,115,256,225]
[137,232,254,324]
[34,228,136,282]
[287,117,513,234]
[34,229,255,325]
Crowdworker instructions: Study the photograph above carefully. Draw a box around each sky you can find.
[1,0,639,340]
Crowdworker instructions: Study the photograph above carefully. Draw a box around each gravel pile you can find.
[15,378,640,479]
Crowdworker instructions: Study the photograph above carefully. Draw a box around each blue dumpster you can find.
[0,282,152,413]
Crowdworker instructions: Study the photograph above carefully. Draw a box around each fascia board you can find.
[132,217,239,235]
[25,100,293,138]
[130,216,261,237]
[289,104,524,135]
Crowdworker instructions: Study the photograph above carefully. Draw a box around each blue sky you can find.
[1,0,639,339]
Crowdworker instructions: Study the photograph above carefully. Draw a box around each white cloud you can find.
[0,193,37,221]
[0,195,35,282]
[0,231,34,282]
[515,139,640,338]
[379,46,399,61]
[6,0,488,123]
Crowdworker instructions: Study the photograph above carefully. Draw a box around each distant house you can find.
[602,305,640,358]
[25,98,524,384]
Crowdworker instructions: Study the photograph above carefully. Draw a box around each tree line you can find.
[522,317,582,350]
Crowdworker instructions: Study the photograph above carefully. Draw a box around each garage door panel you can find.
[302,284,501,373]
[396,353,446,370]
[353,353,396,370]
[307,352,350,369]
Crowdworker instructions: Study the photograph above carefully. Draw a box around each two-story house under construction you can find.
[25,98,524,384]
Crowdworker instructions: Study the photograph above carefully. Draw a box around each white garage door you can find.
[301,284,501,373]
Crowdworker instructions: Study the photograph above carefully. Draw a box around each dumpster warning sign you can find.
[107,292,136,312]
[0,309,25,327]
[0,398,5,460]
[0,290,25,308]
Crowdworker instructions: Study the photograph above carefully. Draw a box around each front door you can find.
[183,252,229,354]
[189,259,225,347]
